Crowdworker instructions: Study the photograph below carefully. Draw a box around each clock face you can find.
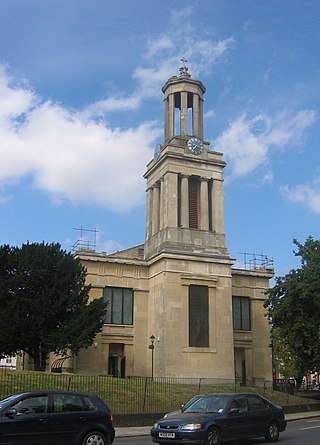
[187,137,203,155]
[154,143,162,161]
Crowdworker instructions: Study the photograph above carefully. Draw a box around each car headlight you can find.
[153,423,158,428]
[181,423,202,430]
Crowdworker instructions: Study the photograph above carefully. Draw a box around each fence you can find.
[0,368,307,415]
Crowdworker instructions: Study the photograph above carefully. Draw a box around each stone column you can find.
[168,93,175,139]
[192,93,200,138]
[180,175,189,228]
[180,91,188,136]
[163,172,178,228]
[200,178,209,230]
[164,97,169,141]
[199,98,204,140]
[151,183,160,236]
[159,178,164,230]
[211,179,225,233]
[145,187,152,240]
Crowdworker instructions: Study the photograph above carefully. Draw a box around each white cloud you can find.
[204,109,216,119]
[84,93,142,115]
[265,110,317,147]
[0,65,38,119]
[145,35,174,59]
[0,193,12,204]
[87,7,235,116]
[281,180,320,214]
[99,239,125,255]
[0,8,236,211]
[215,110,317,181]
[188,37,236,77]
[261,171,274,185]
[0,65,161,212]
[215,114,269,178]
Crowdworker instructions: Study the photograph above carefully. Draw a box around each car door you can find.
[246,395,271,436]
[50,393,94,445]
[222,396,250,440]
[0,394,50,445]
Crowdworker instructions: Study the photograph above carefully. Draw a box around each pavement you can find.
[115,411,320,438]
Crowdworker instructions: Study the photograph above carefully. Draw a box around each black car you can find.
[151,393,287,445]
[0,390,115,445]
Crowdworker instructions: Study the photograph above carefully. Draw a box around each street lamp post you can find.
[148,335,155,379]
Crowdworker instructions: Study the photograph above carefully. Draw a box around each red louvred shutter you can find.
[189,178,199,229]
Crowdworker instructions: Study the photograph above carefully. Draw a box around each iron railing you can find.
[0,368,319,414]
[0,369,316,414]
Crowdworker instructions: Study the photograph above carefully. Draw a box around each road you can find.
[114,417,320,444]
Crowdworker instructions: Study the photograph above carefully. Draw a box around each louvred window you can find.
[189,178,199,229]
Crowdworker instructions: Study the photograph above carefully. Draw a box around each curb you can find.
[115,411,320,438]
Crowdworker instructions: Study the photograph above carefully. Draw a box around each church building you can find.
[74,63,274,385]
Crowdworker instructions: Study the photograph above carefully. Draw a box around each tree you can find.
[0,242,107,371]
[271,327,302,379]
[264,236,320,387]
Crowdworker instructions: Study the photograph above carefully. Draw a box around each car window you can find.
[185,396,228,413]
[12,395,48,414]
[247,395,268,412]
[230,397,248,413]
[53,394,86,412]
[82,396,96,411]
[0,394,26,410]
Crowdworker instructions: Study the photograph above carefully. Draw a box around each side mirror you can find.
[5,408,18,417]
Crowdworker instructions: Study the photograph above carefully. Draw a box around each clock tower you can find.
[143,62,235,379]
[144,61,229,262]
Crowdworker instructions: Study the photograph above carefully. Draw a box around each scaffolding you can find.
[72,226,98,252]
[238,252,274,271]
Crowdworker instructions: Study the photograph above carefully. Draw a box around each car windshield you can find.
[181,396,201,412]
[0,393,27,410]
[184,395,229,413]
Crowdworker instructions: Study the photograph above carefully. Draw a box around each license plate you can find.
[159,432,175,438]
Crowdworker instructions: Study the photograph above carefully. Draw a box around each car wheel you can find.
[265,421,280,442]
[82,431,109,445]
[205,426,221,445]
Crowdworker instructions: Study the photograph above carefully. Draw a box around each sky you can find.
[0,0,319,278]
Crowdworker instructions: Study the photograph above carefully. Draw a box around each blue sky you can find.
[0,0,319,278]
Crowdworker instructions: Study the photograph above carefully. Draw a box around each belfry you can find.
[144,61,227,261]
[163,59,204,141]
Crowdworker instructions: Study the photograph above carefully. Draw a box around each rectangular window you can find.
[232,296,251,331]
[103,287,133,325]
[189,285,209,347]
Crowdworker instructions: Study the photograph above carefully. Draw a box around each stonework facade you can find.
[73,64,274,384]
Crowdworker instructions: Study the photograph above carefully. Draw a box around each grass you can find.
[0,369,317,415]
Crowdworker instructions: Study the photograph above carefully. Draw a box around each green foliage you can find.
[0,242,107,371]
[264,236,320,385]
[271,328,301,378]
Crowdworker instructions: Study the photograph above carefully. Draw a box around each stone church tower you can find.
[144,62,227,259]
[143,62,235,378]
[24,63,273,384]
